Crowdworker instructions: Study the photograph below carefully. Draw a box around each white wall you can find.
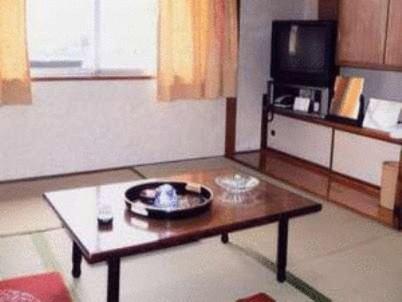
[0,0,315,181]
[0,81,226,181]
[303,0,319,19]
[236,0,314,152]
[341,68,402,102]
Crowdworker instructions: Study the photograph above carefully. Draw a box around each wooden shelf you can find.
[233,149,394,228]
[274,108,402,146]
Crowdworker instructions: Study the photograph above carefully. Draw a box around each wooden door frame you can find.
[394,153,402,229]
[225,0,241,157]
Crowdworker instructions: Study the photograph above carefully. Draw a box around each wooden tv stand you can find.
[234,148,394,227]
[233,97,402,229]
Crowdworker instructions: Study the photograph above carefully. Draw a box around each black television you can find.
[271,20,337,87]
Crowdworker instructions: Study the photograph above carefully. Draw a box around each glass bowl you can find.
[215,173,259,193]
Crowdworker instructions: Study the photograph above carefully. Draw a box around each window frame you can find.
[31,75,155,82]
[28,0,157,82]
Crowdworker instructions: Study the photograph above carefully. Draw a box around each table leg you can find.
[72,242,82,278]
[276,217,288,283]
[221,232,229,244]
[107,257,121,302]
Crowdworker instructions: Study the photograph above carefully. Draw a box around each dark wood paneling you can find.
[260,94,269,149]
[385,0,402,66]
[225,97,237,156]
[233,149,394,227]
[319,0,339,20]
[337,0,389,66]
[225,0,241,157]
[328,176,393,226]
[394,150,402,228]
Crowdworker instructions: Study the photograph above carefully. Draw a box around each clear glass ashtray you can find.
[215,173,260,193]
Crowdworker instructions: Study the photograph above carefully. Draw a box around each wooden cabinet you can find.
[267,115,333,168]
[258,108,402,227]
[337,0,402,70]
[385,0,402,66]
[337,0,389,66]
[332,130,401,185]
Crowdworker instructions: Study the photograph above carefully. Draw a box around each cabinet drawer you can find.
[268,115,332,167]
[333,130,401,185]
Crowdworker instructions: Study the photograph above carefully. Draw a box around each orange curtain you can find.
[0,0,32,105]
[157,0,238,101]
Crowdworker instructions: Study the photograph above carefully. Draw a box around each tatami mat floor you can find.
[0,169,140,237]
[0,157,401,301]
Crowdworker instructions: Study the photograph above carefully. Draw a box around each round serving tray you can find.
[124,180,213,219]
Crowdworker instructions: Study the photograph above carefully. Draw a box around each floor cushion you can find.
[0,272,72,302]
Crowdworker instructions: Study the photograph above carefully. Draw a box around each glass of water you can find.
[96,187,113,224]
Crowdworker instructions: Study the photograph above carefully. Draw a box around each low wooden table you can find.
[44,170,322,302]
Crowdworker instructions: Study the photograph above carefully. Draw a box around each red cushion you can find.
[237,292,276,302]
[0,272,72,302]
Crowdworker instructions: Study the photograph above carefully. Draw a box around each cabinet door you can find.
[332,130,401,185]
[385,0,402,66]
[267,115,332,168]
[337,0,389,66]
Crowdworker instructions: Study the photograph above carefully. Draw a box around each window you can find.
[27,0,157,78]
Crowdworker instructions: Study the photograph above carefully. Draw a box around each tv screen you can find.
[271,20,337,87]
